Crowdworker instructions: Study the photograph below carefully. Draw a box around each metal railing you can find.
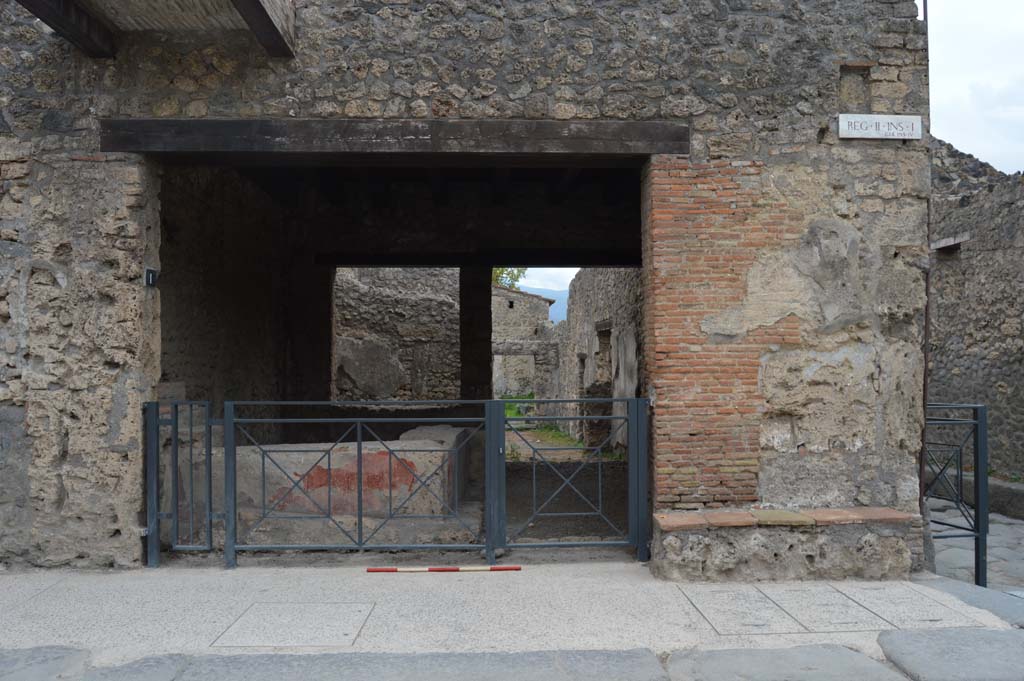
[923,403,988,587]
[144,398,651,568]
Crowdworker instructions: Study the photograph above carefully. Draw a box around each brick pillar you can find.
[642,155,800,510]
[459,266,492,400]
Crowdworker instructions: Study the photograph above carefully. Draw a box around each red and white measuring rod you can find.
[367,565,522,573]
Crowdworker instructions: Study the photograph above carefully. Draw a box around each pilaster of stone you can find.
[2,147,161,567]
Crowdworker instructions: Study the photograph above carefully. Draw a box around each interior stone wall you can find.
[491,286,555,398]
[555,268,644,447]
[159,167,287,410]
[928,140,1024,477]
[332,268,460,401]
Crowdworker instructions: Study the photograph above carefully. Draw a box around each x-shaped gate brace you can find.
[506,418,628,542]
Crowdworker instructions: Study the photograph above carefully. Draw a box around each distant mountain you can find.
[520,286,568,322]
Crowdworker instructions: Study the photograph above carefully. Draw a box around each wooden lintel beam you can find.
[312,249,642,268]
[14,0,116,58]
[230,0,296,58]
[100,118,690,156]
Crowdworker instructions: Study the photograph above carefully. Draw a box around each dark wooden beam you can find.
[312,249,642,268]
[229,0,295,58]
[100,119,689,156]
[14,0,116,58]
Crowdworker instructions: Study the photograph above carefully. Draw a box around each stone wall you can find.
[928,140,1024,476]
[330,273,557,401]
[556,268,644,447]
[491,286,555,398]
[1,0,930,566]
[160,167,288,410]
[0,143,160,567]
[332,268,460,401]
[641,5,929,514]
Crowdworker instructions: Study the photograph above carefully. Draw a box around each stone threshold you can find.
[654,506,918,532]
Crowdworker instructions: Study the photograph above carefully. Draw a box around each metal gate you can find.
[923,403,989,586]
[144,398,650,567]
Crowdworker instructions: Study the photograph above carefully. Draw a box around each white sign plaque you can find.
[838,113,922,140]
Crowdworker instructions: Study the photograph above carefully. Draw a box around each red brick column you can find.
[641,155,801,510]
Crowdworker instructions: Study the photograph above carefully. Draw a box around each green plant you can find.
[500,393,535,418]
[492,267,527,289]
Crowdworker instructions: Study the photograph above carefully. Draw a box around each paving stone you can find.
[84,650,670,681]
[936,547,978,571]
[0,646,90,680]
[757,583,893,632]
[911,575,1024,628]
[679,585,805,634]
[667,644,908,681]
[82,655,188,681]
[832,583,982,629]
[211,602,375,648]
[750,510,814,526]
[879,627,1024,681]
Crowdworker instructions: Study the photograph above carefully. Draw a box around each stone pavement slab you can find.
[912,574,1024,628]
[831,582,984,629]
[15,649,671,681]
[0,571,67,610]
[667,644,908,681]
[756,583,894,632]
[878,628,1024,681]
[211,602,374,648]
[679,585,805,635]
[0,565,1011,668]
[0,646,89,681]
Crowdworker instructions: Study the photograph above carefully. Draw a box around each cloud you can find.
[520,268,579,290]
[928,0,1024,173]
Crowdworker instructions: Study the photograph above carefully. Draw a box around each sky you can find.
[924,0,1024,173]
[522,3,1023,293]
[520,268,579,290]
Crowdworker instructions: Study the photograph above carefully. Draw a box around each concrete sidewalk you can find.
[1,561,1021,679]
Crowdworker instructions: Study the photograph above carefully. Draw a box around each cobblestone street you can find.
[930,498,1024,593]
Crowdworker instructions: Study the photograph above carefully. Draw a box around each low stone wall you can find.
[650,508,924,581]
[162,426,481,548]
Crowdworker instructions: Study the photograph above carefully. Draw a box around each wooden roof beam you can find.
[230,0,296,58]
[14,0,116,58]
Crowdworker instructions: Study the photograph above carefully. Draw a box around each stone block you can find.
[654,512,708,532]
[703,511,757,527]
[651,523,915,581]
[801,508,861,525]
[878,628,1024,681]
[668,645,908,681]
[750,509,814,526]
[846,506,916,523]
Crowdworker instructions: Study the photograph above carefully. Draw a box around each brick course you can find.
[642,156,802,509]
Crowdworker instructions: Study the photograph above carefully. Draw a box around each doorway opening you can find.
[152,159,646,560]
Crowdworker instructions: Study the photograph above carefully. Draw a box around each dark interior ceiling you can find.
[222,164,643,267]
